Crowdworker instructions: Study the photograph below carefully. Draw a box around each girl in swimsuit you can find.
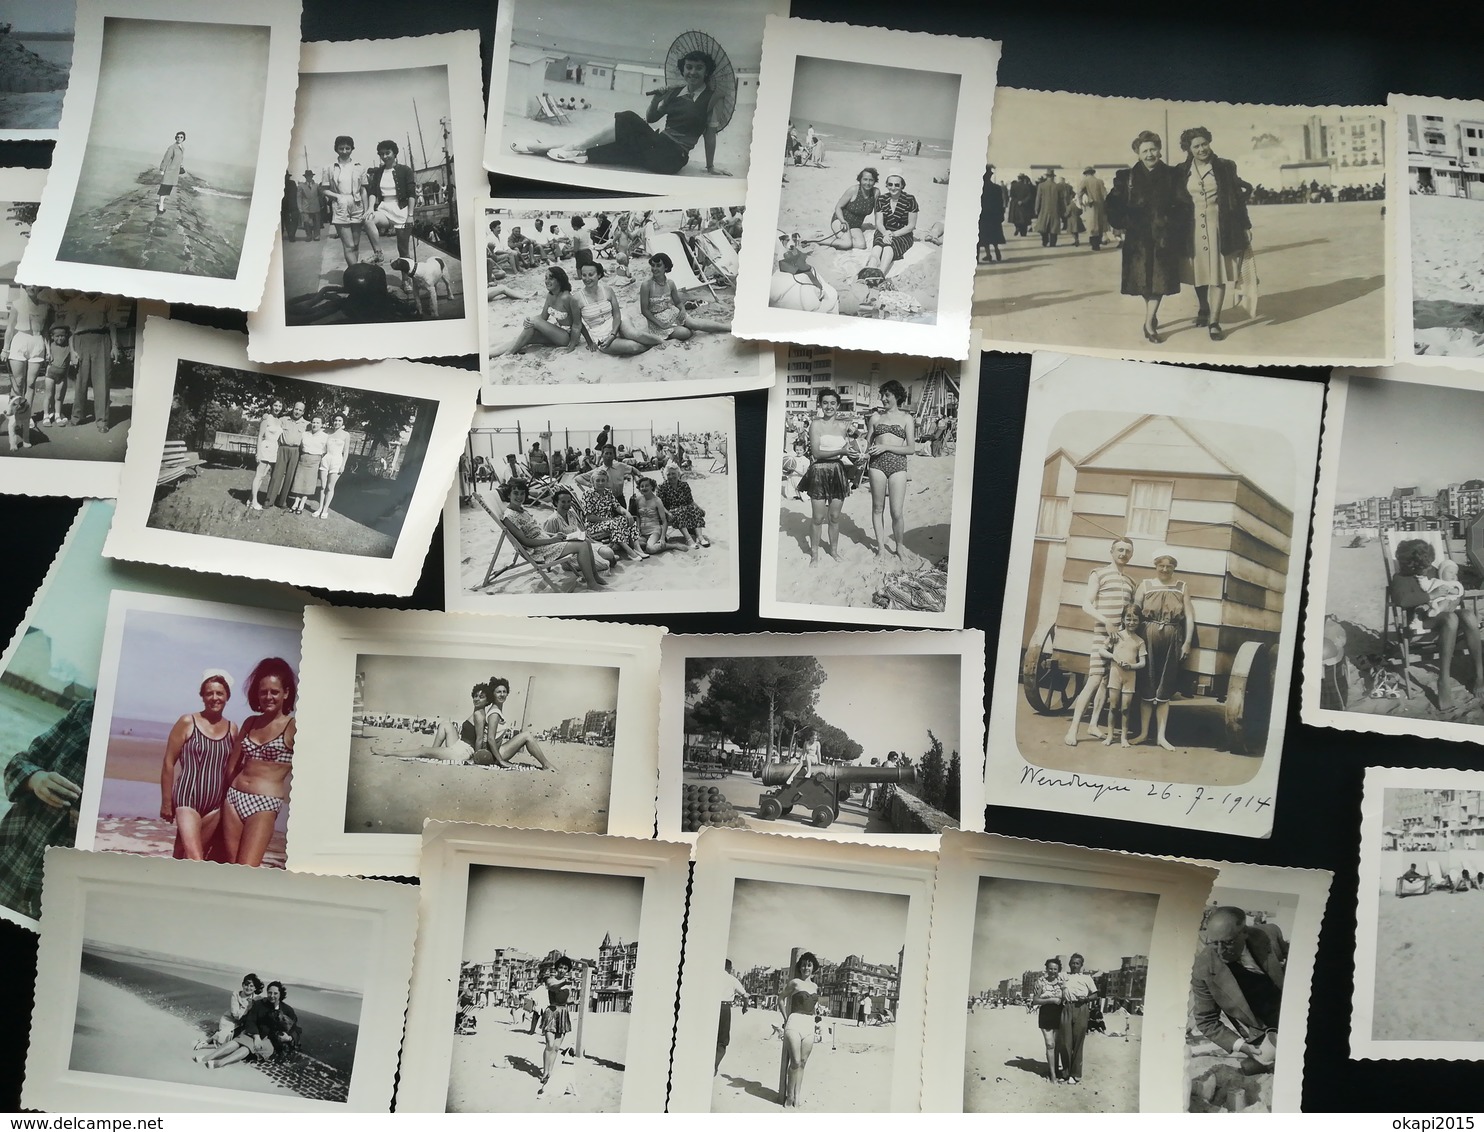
[806,167,880,250]
[638,252,730,340]
[490,266,583,357]
[865,380,914,559]
[778,951,821,1108]
[795,387,856,566]
[160,671,239,860]
[538,956,577,1093]
[369,682,494,763]
[575,261,664,356]
[221,657,297,867]
[482,676,556,770]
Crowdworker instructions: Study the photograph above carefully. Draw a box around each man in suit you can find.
[1191,906,1284,1068]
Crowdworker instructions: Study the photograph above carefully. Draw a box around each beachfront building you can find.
[1304,113,1388,186]
[1026,449,1078,643]
[1098,955,1149,1008]
[1396,788,1484,849]
[593,932,639,1013]
[583,708,616,742]
[740,963,785,1008]
[1438,481,1484,522]
[995,978,1022,1005]
[613,63,664,96]
[819,953,900,1019]
[460,948,542,1007]
[1337,485,1449,533]
[1407,112,1484,198]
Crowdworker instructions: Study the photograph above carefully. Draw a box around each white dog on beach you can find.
[389,255,453,318]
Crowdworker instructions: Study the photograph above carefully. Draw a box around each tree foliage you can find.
[687,655,847,756]
[6,201,38,234]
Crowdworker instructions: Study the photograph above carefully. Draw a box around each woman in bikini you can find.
[159,671,239,860]
[369,682,495,763]
[575,261,665,356]
[482,676,555,771]
[795,387,856,566]
[220,657,297,867]
[538,956,578,1094]
[806,167,880,250]
[778,952,821,1108]
[865,379,914,559]
[490,266,583,357]
[638,252,730,340]
[867,174,919,276]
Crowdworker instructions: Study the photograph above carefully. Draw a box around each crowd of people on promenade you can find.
[192,973,302,1070]
[245,399,354,519]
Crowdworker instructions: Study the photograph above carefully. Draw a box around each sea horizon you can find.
[83,939,363,1004]
[790,117,953,154]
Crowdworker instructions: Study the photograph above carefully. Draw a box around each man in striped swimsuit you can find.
[1064,537,1136,746]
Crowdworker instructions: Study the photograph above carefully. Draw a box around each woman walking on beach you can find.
[808,167,881,251]
[1105,131,1192,344]
[865,380,914,560]
[538,957,578,1094]
[220,657,297,868]
[1130,550,1196,750]
[316,412,350,519]
[492,266,583,357]
[502,478,611,589]
[160,671,238,861]
[778,952,822,1108]
[1174,127,1252,340]
[576,262,665,356]
[796,388,855,566]
[979,165,1005,264]
[248,399,284,511]
[658,464,710,549]
[639,252,730,339]
[1032,957,1066,1084]
[867,175,919,276]
[156,132,186,216]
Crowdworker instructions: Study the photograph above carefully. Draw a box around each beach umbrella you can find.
[665,30,737,133]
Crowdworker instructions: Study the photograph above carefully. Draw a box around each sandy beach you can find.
[456,470,732,598]
[712,1005,897,1112]
[1411,194,1484,355]
[963,1005,1142,1112]
[346,727,613,835]
[775,452,953,612]
[775,154,950,321]
[446,1005,629,1112]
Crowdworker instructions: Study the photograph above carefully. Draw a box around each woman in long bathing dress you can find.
[220,658,296,867]
[657,464,709,548]
[778,952,821,1108]
[159,671,238,860]
[575,261,665,356]
[865,380,914,559]
[502,478,610,588]
[795,387,854,566]
[1130,549,1196,750]
[1032,957,1066,1084]
[638,252,729,339]
[538,956,578,1094]
[483,676,555,771]
[316,412,350,519]
[1175,126,1252,339]
[806,167,880,251]
[248,400,283,510]
[290,414,327,514]
[490,266,583,357]
[580,466,647,561]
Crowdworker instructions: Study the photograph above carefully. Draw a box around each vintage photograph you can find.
[288,608,663,877]
[484,0,788,194]
[445,396,738,616]
[398,824,688,1113]
[17,0,301,310]
[1303,367,1484,742]
[988,354,1322,837]
[1180,863,1333,1115]
[23,850,416,1112]
[1393,95,1484,362]
[106,319,476,595]
[975,89,1392,365]
[668,829,935,1112]
[734,18,999,358]
[248,34,484,364]
[761,345,978,627]
[0,501,305,930]
[75,592,303,869]
[478,192,773,404]
[657,629,985,846]
[1353,767,1484,1060]
[0,0,74,139]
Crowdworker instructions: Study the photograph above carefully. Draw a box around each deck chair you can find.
[469,492,582,594]
[1396,869,1430,897]
[1381,530,1479,698]
[534,92,571,126]
[649,229,719,301]
[1460,857,1481,890]
[1427,859,1453,893]
[693,228,739,288]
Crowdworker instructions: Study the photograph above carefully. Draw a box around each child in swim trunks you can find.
[1097,605,1147,748]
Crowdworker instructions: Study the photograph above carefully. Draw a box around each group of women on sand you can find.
[370,676,556,770]
[159,658,297,868]
[1063,538,1198,750]
[793,382,916,568]
[248,398,351,519]
[192,973,301,1069]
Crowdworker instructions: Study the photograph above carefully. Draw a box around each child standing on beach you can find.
[42,324,72,427]
[1096,605,1147,748]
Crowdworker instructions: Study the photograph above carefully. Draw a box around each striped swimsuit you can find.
[226,726,292,820]
[171,715,234,813]
[1086,564,1136,679]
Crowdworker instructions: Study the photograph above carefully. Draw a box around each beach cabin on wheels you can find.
[507,44,559,118]
[1021,415,1291,752]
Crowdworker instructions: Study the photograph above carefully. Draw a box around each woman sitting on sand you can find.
[193,972,263,1052]
[543,487,617,573]
[639,252,730,339]
[491,266,583,357]
[195,981,299,1069]
[483,676,555,771]
[807,167,880,250]
[777,952,821,1108]
[657,464,710,549]
[160,670,239,860]
[502,478,611,589]
[867,174,919,276]
[581,467,648,561]
[576,262,665,356]
[537,956,578,1095]
[864,380,914,559]
[220,657,297,869]
[628,476,675,555]
[1391,537,1484,712]
[796,388,856,566]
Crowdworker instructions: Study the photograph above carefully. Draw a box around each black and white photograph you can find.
[987,354,1322,837]
[1302,367,1484,743]
[1180,863,1331,1114]
[733,18,1000,359]
[73,592,304,869]
[398,824,689,1113]
[484,0,788,195]
[105,318,477,595]
[919,831,1214,1113]
[21,849,417,1112]
[478,191,775,405]
[761,343,979,628]
[247,33,485,364]
[656,629,985,847]
[16,0,302,311]
[668,828,934,1112]
[287,608,663,877]
[1392,95,1484,363]
[1352,766,1484,1060]
[445,395,738,616]
[0,0,75,140]
[975,89,1393,366]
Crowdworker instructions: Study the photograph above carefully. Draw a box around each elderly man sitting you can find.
[1190,906,1283,1074]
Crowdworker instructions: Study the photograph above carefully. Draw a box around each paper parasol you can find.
[665,30,737,132]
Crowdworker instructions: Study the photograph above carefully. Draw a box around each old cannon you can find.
[757,761,917,828]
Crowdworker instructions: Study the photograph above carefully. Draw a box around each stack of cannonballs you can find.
[681,783,746,833]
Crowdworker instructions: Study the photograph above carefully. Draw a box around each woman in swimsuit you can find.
[160,671,239,860]
[538,956,578,1093]
[638,252,730,340]
[316,412,350,520]
[1129,549,1196,751]
[248,399,284,511]
[778,951,821,1108]
[628,475,674,554]
[867,174,919,276]
[369,682,494,763]
[490,266,583,357]
[220,657,297,867]
[575,261,665,356]
[482,676,555,771]
[806,167,880,250]
[865,379,914,559]
[795,387,856,566]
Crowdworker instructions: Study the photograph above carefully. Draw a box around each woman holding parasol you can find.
[513,32,737,177]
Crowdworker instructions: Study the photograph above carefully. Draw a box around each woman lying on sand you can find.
[369,682,495,763]
[804,167,880,251]
[195,980,299,1069]
[576,261,666,356]
[491,266,582,357]
[639,252,730,339]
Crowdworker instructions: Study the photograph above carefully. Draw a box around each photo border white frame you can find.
[396,822,689,1112]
